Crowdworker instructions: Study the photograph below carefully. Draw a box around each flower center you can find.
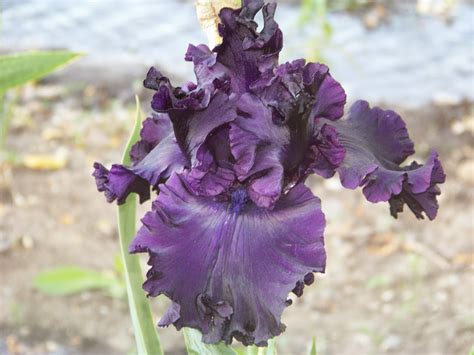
[230,187,249,214]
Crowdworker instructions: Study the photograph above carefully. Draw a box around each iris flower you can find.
[93,0,445,346]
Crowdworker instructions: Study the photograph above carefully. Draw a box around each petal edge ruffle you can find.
[130,173,326,346]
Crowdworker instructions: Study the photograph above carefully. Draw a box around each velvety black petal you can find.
[130,173,326,346]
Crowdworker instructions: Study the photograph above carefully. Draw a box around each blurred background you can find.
[0,0,473,354]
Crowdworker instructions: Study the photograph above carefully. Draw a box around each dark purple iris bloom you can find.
[93,0,445,346]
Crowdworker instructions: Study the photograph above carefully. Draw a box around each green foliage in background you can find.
[0,50,81,151]
[297,0,333,62]
[34,265,125,298]
[0,51,81,94]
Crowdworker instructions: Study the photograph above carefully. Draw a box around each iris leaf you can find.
[34,266,121,296]
[246,339,277,355]
[309,336,317,355]
[0,51,82,94]
[118,96,163,355]
[183,328,236,355]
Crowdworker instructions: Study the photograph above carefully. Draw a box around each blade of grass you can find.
[118,96,162,355]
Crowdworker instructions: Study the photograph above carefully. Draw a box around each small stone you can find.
[381,334,401,351]
[402,289,414,301]
[41,127,64,141]
[381,304,393,315]
[97,219,114,236]
[45,341,58,352]
[381,290,395,302]
[19,326,30,336]
[60,214,75,225]
[99,305,109,315]
[69,336,82,346]
[20,235,34,249]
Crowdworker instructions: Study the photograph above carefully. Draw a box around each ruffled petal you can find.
[92,162,150,204]
[326,100,445,218]
[130,173,326,346]
[175,91,235,161]
[145,67,236,162]
[130,113,172,164]
[185,140,235,196]
[131,135,189,186]
[303,124,346,179]
[305,63,346,121]
[215,0,282,89]
[389,151,445,220]
[144,67,212,113]
[185,44,232,93]
[229,93,288,207]
[158,302,181,327]
[248,60,346,182]
[246,146,284,209]
[93,135,189,204]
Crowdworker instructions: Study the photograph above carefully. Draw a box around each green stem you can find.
[118,96,162,355]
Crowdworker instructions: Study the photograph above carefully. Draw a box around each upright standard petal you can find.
[145,66,236,163]
[215,0,282,89]
[326,100,445,219]
[248,60,346,183]
[130,173,326,346]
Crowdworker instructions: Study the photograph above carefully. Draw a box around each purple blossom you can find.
[92,0,445,346]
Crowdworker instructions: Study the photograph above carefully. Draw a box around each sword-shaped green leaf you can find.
[118,96,163,355]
